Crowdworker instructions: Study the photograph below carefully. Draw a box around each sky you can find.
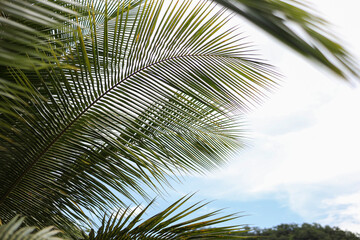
[144,0,360,233]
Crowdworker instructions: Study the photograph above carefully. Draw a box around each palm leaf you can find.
[214,0,359,80]
[84,195,247,239]
[0,0,81,70]
[0,0,141,133]
[0,0,277,230]
[0,215,62,240]
[0,0,140,70]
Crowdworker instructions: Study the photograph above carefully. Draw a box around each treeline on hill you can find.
[238,223,360,240]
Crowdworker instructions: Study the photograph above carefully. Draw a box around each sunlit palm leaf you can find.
[214,0,359,80]
[0,215,62,240]
[84,195,247,239]
[0,0,277,229]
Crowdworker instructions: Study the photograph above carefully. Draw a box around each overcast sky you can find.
[154,0,360,233]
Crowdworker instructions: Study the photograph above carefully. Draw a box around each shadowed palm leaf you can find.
[0,0,276,230]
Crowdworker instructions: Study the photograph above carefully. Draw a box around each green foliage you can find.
[0,0,276,232]
[1,196,248,239]
[0,0,82,69]
[83,195,247,239]
[1,0,359,238]
[239,223,360,240]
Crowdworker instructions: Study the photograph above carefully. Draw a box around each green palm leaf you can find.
[1,0,359,236]
[0,0,140,70]
[0,0,277,229]
[214,0,359,80]
[84,195,246,239]
[0,0,80,70]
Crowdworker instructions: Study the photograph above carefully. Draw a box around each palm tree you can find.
[0,0,358,238]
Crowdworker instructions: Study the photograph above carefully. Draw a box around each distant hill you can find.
[238,223,360,240]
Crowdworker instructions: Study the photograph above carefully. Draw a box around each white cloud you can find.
[201,70,360,231]
[322,192,360,232]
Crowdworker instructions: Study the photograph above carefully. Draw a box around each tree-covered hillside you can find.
[240,223,360,240]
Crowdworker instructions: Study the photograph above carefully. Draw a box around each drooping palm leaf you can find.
[214,0,359,80]
[0,215,62,240]
[0,0,277,230]
[84,195,246,239]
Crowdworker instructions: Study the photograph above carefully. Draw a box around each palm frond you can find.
[214,0,359,80]
[0,0,142,70]
[84,195,247,239]
[0,0,141,136]
[0,0,82,70]
[0,0,277,229]
[0,215,62,240]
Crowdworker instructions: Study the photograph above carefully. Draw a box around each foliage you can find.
[83,195,247,239]
[1,196,248,240]
[0,0,276,234]
[239,223,360,240]
[0,0,359,238]
[0,215,62,240]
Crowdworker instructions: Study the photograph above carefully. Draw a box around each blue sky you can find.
[135,0,360,233]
